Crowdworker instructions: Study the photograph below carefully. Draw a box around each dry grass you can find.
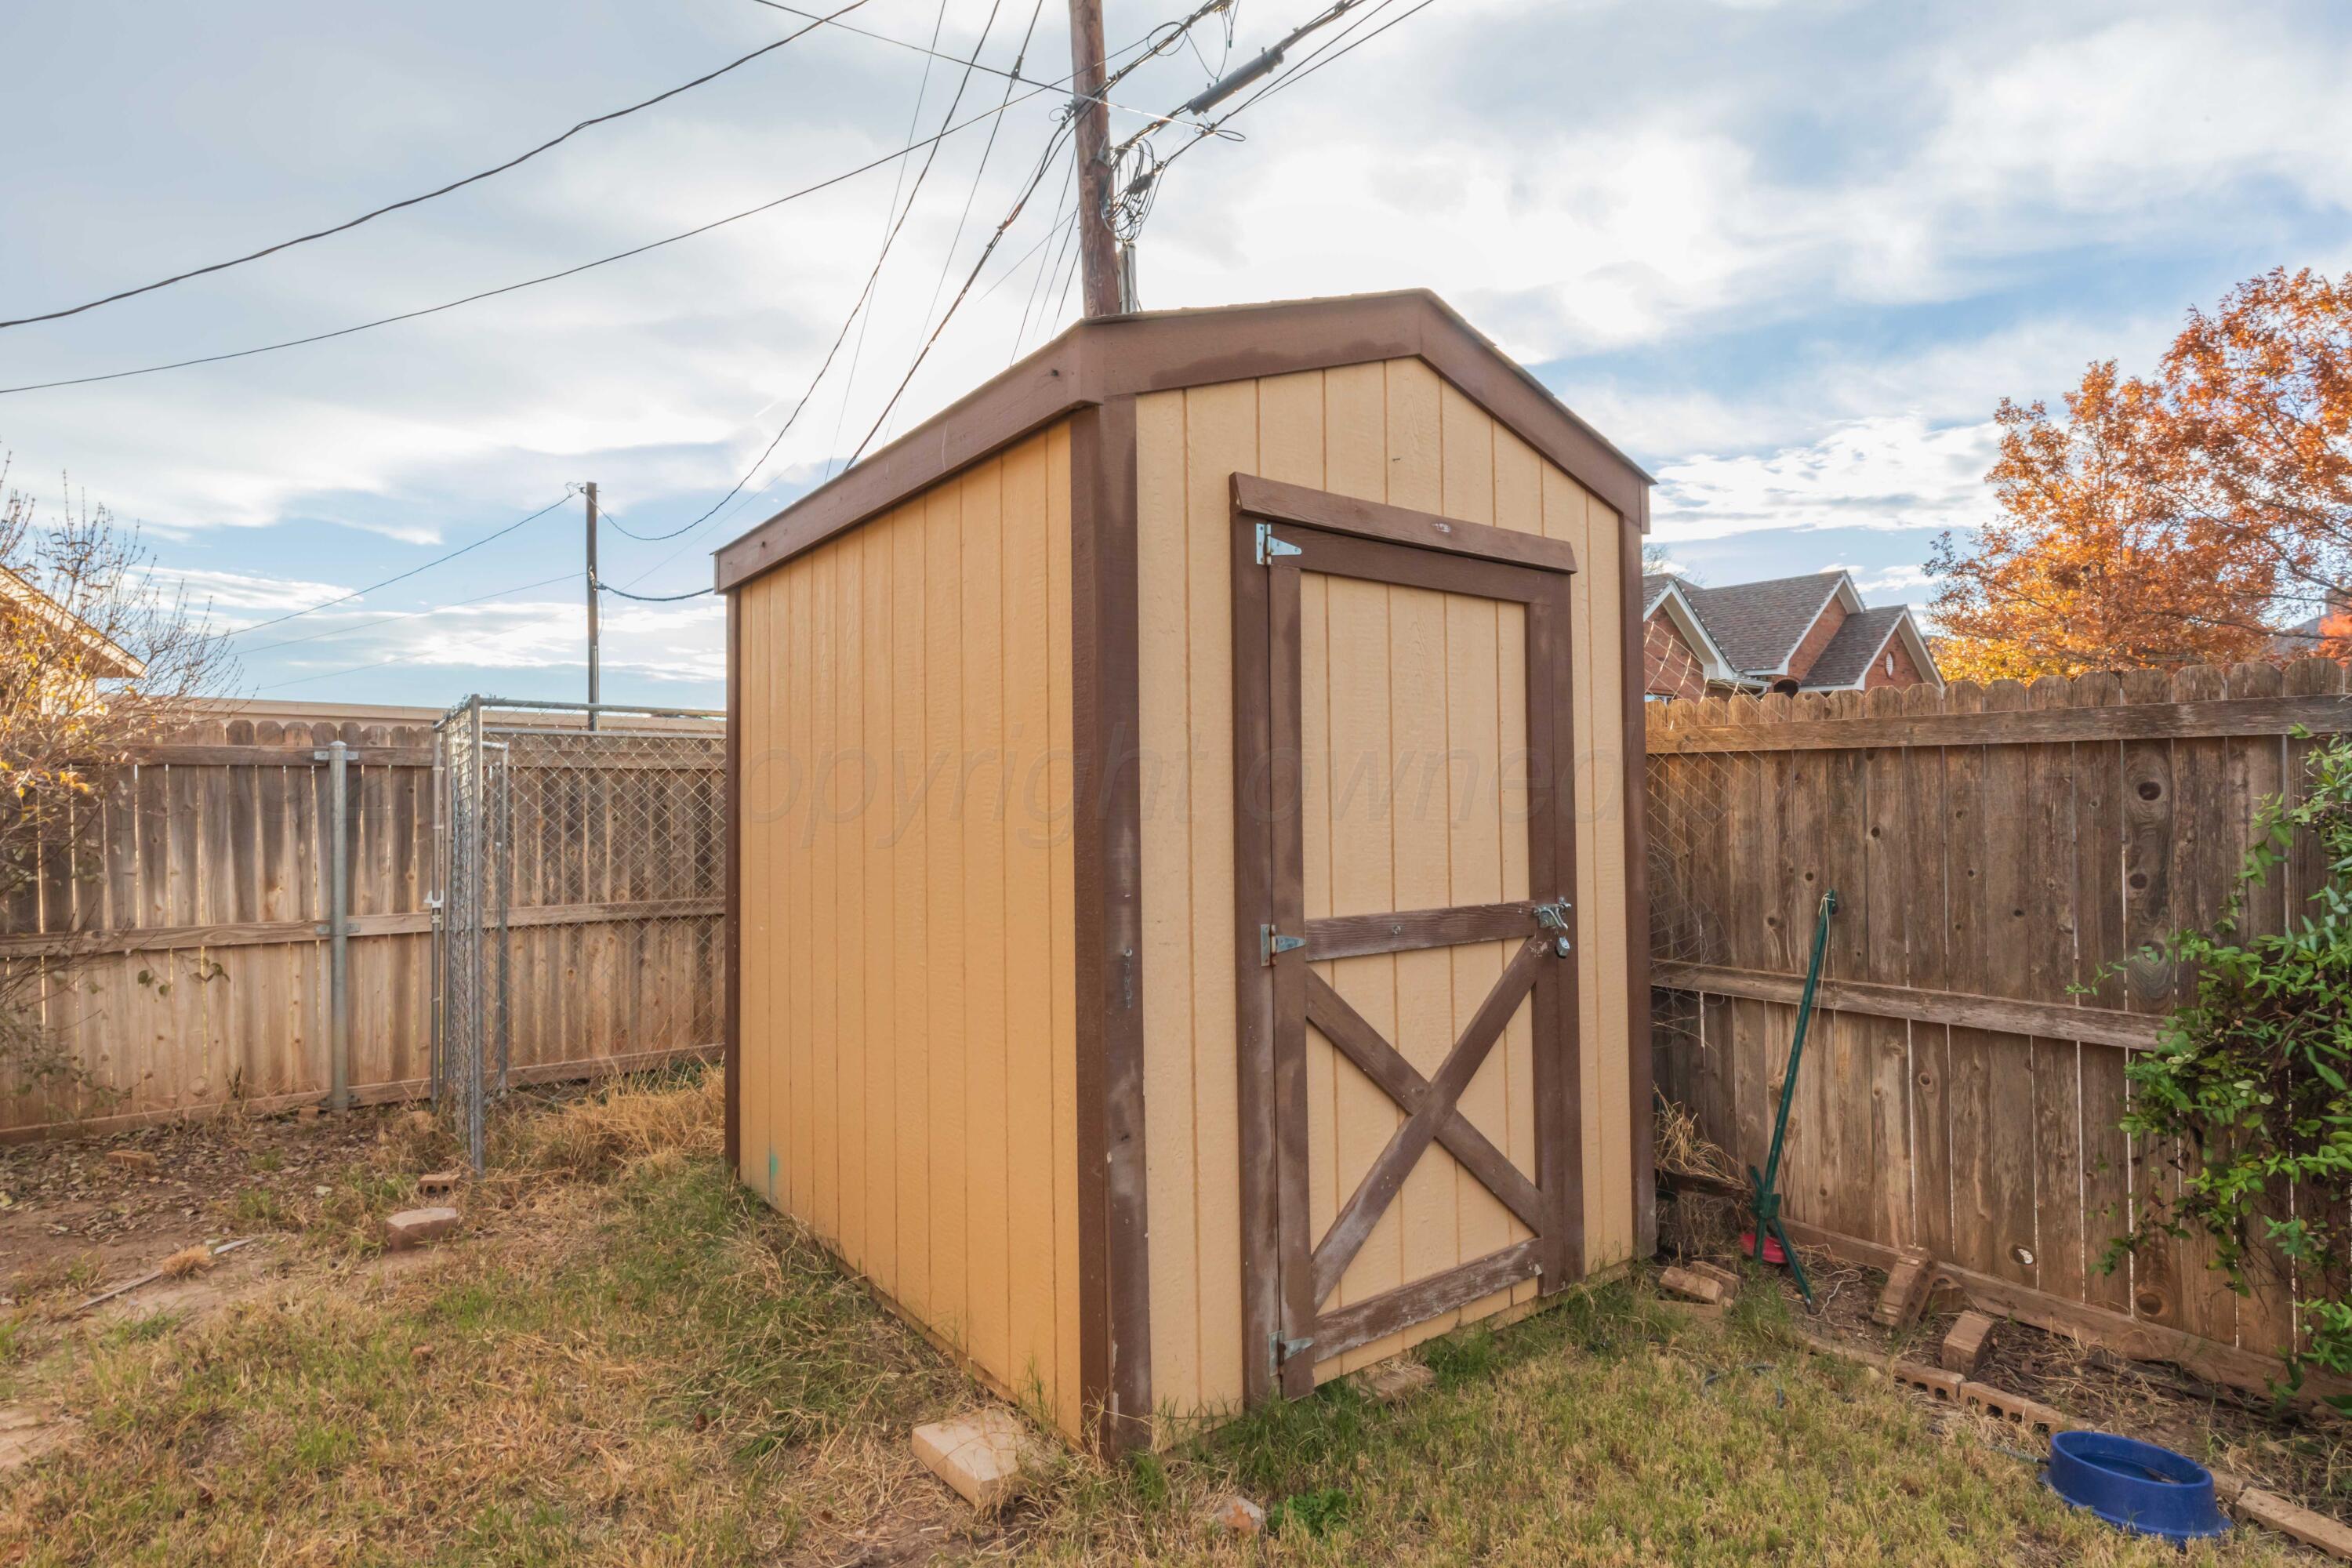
[154,1244,214,1279]
[0,1070,2332,1564]
[1654,1096,1740,1183]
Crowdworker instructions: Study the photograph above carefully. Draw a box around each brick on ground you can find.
[1355,1359,1433,1403]
[382,1207,460,1250]
[1206,1495,1265,1537]
[911,1407,1044,1512]
[1659,1265,1725,1305]
[1872,1247,1936,1327]
[1941,1310,1997,1375]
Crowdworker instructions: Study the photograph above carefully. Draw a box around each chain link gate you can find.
[432,697,727,1172]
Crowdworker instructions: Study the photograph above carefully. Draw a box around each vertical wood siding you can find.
[1136,362,1635,1421]
[734,423,1084,1437]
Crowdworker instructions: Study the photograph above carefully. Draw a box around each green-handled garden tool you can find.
[1744,888,1837,1308]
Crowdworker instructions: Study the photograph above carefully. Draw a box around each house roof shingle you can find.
[1679,572,1846,677]
[1798,604,1910,689]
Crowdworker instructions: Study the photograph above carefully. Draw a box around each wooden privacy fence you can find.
[0,712,725,1139]
[1646,658,2351,1367]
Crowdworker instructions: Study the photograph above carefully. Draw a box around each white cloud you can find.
[1653,415,1999,543]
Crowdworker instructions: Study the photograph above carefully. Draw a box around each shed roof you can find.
[715,290,1655,593]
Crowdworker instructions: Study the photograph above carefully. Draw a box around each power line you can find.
[844,119,1075,468]
[598,580,713,602]
[225,492,575,637]
[915,0,1047,344]
[743,0,1200,125]
[823,0,957,487]
[235,570,576,655]
[0,0,877,333]
[598,0,1026,547]
[0,81,1066,398]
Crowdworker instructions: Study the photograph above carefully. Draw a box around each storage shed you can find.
[717,291,1655,1453]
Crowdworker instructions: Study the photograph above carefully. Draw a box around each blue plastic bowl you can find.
[2045,1430,2229,1542]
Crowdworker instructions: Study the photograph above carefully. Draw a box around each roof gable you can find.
[1682,572,1851,677]
[715,291,1654,592]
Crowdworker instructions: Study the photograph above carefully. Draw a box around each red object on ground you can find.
[1740,1229,1788,1265]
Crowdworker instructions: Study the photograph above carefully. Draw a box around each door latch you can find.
[1533,899,1573,956]
[1254,521,1303,565]
[1259,923,1306,965]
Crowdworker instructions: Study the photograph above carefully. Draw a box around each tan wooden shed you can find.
[717,291,1655,1453]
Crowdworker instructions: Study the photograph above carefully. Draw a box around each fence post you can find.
[325,739,351,1113]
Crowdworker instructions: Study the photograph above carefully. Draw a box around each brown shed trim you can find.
[1619,514,1656,1258]
[723,591,742,1171]
[1232,472,1579,575]
[714,291,1652,593]
[1070,397,1153,1454]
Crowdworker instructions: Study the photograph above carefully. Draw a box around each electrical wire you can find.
[0,81,1067,398]
[822,0,957,486]
[226,491,575,637]
[0,0,877,333]
[234,570,576,655]
[1011,145,1079,357]
[597,580,713,601]
[743,0,1200,125]
[914,0,1045,344]
[599,0,1016,546]
[844,119,1073,468]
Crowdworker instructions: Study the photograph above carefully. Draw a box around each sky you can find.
[4,0,2348,711]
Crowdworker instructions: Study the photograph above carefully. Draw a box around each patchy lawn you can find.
[0,1072,2329,1564]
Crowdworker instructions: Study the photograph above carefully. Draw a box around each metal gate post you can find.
[466,697,488,1173]
[324,739,352,1112]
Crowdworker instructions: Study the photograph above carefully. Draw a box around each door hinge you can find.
[1260,923,1306,965]
[1271,1330,1314,1366]
[1534,898,1573,956]
[1254,521,1303,565]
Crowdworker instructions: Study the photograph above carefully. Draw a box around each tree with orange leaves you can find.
[1931,268,2352,679]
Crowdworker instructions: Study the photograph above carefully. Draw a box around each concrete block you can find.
[417,1171,462,1198]
[912,1407,1042,1512]
[382,1207,460,1250]
[1355,1359,1434,1403]
[1958,1380,2067,1434]
[1890,1360,1965,1403]
[2236,1486,2352,1560]
[1940,1310,1997,1375]
[1660,1265,1726,1305]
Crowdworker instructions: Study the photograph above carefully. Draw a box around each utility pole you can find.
[583,481,601,731]
[1067,0,1121,318]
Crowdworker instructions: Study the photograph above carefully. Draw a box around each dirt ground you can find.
[0,1108,376,1289]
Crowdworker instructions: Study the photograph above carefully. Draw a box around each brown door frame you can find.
[1231,473,1583,1405]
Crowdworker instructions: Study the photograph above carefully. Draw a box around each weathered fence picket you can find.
[0,713,724,1138]
[1648,657,2352,1363]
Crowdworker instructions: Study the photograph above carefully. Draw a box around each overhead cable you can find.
[0,0,877,332]
[227,491,575,637]
[0,84,1063,398]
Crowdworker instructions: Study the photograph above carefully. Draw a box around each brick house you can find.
[1639,568,1940,699]
[1640,574,1737,699]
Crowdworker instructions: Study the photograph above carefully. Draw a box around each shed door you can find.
[1231,476,1581,1403]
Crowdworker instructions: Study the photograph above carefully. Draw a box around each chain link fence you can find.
[432,698,726,1171]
